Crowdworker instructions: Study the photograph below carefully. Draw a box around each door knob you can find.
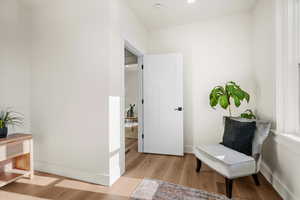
[175,107,183,111]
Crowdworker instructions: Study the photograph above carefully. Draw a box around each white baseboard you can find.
[35,160,109,186]
[260,161,297,200]
[184,145,194,154]
[109,165,122,186]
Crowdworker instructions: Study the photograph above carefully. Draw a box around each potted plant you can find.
[127,104,135,118]
[209,81,256,118]
[0,109,24,138]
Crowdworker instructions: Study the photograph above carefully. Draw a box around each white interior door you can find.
[143,54,183,156]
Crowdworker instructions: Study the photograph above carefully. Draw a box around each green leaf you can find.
[241,113,251,119]
[213,86,225,96]
[244,91,250,103]
[209,86,226,108]
[209,91,217,107]
[226,81,237,86]
[219,95,229,109]
[225,85,235,96]
[233,95,241,107]
[210,96,218,107]
[240,109,256,119]
[234,89,245,100]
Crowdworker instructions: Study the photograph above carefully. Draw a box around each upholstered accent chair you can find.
[194,117,271,198]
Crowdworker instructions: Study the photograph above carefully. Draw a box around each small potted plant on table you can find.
[127,104,136,118]
[0,109,24,138]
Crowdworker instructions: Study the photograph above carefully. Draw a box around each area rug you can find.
[131,179,230,200]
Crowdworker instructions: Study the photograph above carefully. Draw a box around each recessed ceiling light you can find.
[187,0,196,4]
[153,3,164,9]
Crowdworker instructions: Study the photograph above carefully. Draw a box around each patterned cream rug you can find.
[131,179,230,200]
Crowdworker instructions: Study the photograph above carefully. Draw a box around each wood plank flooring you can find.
[125,138,138,154]
[0,140,282,200]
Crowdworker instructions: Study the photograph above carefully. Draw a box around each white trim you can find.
[109,165,122,186]
[275,0,285,132]
[260,161,297,200]
[124,40,144,57]
[137,56,144,153]
[275,0,300,133]
[124,40,144,155]
[296,0,300,133]
[270,130,300,155]
[124,42,144,153]
[35,161,110,186]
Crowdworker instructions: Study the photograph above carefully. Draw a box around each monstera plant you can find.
[209,81,251,116]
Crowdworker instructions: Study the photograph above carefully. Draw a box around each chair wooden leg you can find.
[252,174,260,186]
[225,178,233,199]
[196,158,202,172]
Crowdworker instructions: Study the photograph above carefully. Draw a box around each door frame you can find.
[124,40,144,153]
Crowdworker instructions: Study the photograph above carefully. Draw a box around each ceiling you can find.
[127,0,257,30]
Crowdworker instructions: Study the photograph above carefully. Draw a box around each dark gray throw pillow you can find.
[222,117,256,156]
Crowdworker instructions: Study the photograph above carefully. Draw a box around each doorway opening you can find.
[124,46,144,171]
[125,48,139,153]
[122,42,183,176]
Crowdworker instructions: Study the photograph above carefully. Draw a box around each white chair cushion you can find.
[194,144,256,179]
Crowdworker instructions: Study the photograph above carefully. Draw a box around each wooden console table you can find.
[125,117,138,122]
[125,117,138,139]
[0,134,33,187]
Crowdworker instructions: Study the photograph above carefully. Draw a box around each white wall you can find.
[149,13,256,152]
[29,0,111,185]
[125,66,139,113]
[252,0,276,125]
[0,0,148,186]
[0,0,31,134]
[253,0,300,199]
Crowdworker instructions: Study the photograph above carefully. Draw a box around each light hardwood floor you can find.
[125,138,138,154]
[0,140,282,200]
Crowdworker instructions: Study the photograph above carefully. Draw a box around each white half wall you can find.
[0,0,31,134]
[148,13,256,150]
